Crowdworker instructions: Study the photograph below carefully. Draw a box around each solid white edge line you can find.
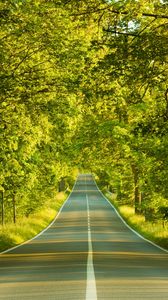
[86,194,97,300]
[0,177,79,255]
[93,177,168,254]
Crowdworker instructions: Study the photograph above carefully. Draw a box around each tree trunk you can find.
[131,164,141,213]
[13,194,16,224]
[58,178,65,192]
[165,88,168,120]
[1,191,4,225]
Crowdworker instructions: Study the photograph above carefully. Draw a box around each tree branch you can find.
[73,7,168,19]
[103,29,138,37]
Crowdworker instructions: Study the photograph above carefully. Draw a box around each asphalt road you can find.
[0,174,168,300]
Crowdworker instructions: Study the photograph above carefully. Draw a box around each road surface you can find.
[0,174,168,299]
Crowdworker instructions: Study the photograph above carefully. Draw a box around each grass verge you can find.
[0,192,68,253]
[105,192,168,251]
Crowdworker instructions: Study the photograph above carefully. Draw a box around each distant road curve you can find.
[0,174,168,300]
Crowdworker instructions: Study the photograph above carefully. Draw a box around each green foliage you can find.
[68,0,168,221]
[1,0,168,231]
[0,0,87,224]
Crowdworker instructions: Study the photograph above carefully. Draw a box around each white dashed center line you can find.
[86,194,97,300]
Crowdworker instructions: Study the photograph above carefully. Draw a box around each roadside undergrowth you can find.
[105,192,168,251]
[0,192,68,253]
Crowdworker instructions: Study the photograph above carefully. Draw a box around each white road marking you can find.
[93,178,168,254]
[86,194,97,300]
[0,178,79,255]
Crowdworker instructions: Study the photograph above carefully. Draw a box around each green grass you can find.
[105,193,168,251]
[0,192,68,253]
[1,190,167,253]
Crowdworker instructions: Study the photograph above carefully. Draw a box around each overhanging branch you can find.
[110,9,168,19]
[103,29,138,37]
[73,7,168,19]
